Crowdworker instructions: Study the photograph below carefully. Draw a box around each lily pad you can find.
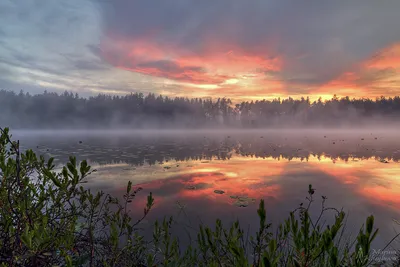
[233,199,249,207]
[231,196,256,207]
[185,185,196,190]
[214,190,225,194]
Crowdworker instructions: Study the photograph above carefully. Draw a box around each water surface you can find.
[14,129,400,250]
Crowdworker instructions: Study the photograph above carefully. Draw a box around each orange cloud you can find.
[315,43,400,99]
[101,31,400,101]
[100,33,284,99]
[366,44,400,69]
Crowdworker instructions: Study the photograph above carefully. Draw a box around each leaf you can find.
[127,181,132,194]
[69,156,76,167]
[110,222,118,248]
[65,255,73,267]
[269,239,277,254]
[47,157,55,169]
[230,246,241,258]
[262,255,272,267]
[43,169,62,187]
[67,162,77,177]
[21,227,33,249]
[366,215,374,235]
[370,229,379,243]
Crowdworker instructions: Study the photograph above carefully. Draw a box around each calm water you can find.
[14,129,400,250]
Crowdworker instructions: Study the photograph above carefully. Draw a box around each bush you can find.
[0,127,398,266]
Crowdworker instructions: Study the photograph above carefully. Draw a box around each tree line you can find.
[1,89,400,128]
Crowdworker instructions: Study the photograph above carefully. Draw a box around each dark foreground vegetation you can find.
[0,127,399,266]
[2,90,400,128]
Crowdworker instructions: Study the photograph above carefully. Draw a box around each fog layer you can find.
[2,90,400,129]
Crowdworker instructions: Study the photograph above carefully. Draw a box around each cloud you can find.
[0,0,176,96]
[100,34,281,88]
[125,59,212,84]
[0,0,100,85]
[1,0,400,99]
[315,43,400,98]
[97,0,400,97]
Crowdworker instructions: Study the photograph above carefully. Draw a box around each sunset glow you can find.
[100,35,284,100]
[100,154,400,212]
[2,0,400,100]
[101,38,400,101]
[317,43,400,99]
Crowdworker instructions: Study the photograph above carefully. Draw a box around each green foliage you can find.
[0,127,154,266]
[0,127,398,266]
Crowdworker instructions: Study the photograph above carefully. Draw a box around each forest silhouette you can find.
[1,90,400,128]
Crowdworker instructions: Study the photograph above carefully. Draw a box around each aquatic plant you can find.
[0,127,398,266]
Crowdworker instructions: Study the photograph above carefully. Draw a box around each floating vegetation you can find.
[175,201,187,211]
[233,200,249,207]
[185,185,196,190]
[230,196,256,207]
[214,190,225,194]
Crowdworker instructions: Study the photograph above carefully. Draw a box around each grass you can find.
[0,127,399,266]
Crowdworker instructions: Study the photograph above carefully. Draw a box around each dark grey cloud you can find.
[137,60,205,74]
[132,60,210,83]
[87,44,103,57]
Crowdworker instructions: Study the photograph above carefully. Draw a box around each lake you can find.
[14,129,400,251]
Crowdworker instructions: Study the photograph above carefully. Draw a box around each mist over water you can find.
[13,129,400,250]
[3,90,400,130]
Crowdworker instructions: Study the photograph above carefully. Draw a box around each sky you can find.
[0,0,400,101]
